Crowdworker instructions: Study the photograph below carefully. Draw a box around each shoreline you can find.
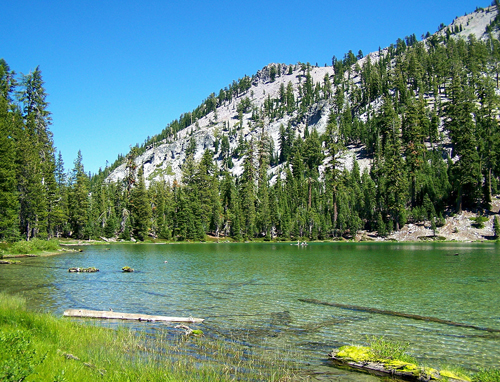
[2,208,498,259]
[3,247,81,258]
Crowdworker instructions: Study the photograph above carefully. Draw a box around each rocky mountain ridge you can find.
[106,4,500,188]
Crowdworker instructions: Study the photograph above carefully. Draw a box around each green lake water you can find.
[1,242,499,378]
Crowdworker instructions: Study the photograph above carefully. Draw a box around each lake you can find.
[1,242,499,379]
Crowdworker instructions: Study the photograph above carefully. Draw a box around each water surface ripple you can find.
[1,242,499,376]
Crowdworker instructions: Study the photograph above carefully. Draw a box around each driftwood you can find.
[299,298,500,333]
[175,324,204,336]
[68,267,99,273]
[63,309,204,323]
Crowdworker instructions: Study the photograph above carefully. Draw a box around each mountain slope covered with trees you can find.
[2,3,500,242]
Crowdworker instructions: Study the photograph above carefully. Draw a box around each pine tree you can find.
[445,70,481,211]
[303,129,323,210]
[476,76,500,210]
[53,151,69,237]
[0,59,19,241]
[402,96,427,207]
[68,151,89,239]
[375,97,408,231]
[130,166,151,240]
[240,141,256,238]
[220,170,236,238]
[285,81,295,114]
[324,110,345,235]
[17,66,55,239]
[180,155,205,241]
[256,130,271,239]
[149,179,173,240]
[196,149,218,233]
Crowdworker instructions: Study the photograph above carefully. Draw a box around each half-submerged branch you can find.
[63,309,204,323]
[299,298,500,333]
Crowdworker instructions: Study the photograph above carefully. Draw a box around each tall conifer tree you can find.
[0,60,19,240]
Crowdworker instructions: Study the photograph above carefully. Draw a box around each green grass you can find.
[366,335,417,364]
[3,238,61,256]
[0,293,297,381]
[473,368,500,382]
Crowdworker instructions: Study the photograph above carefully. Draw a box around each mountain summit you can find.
[106,4,500,188]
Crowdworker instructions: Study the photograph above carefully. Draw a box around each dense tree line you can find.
[2,10,500,242]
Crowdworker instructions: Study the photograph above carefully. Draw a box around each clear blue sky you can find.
[2,0,489,175]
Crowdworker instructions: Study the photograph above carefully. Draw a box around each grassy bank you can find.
[0,238,64,258]
[0,293,297,381]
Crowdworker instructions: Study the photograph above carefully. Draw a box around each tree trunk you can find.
[308,178,312,209]
[332,185,338,228]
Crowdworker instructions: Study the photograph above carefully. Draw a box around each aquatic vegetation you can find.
[0,292,298,381]
[331,337,480,381]
[441,369,472,381]
[367,335,417,364]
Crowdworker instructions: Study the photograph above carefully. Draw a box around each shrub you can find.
[494,216,500,238]
[436,213,446,227]
[471,216,488,229]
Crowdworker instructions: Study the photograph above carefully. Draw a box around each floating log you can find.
[63,309,204,323]
[68,267,99,273]
[299,298,500,333]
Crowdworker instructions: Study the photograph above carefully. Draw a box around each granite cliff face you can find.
[106,5,499,188]
[106,63,342,186]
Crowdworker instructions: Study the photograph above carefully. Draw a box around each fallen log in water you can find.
[329,347,469,382]
[63,309,204,323]
[299,298,500,333]
[68,267,99,273]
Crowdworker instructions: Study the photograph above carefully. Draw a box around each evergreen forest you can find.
[3,4,500,243]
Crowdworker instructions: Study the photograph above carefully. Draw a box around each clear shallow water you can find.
[1,242,499,376]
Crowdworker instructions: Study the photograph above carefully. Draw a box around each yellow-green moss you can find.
[335,345,442,380]
[441,369,472,381]
[336,345,373,362]
[386,359,420,373]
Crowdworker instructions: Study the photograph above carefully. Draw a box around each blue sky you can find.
[2,0,490,175]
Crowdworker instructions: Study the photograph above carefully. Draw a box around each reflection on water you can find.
[1,242,499,376]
